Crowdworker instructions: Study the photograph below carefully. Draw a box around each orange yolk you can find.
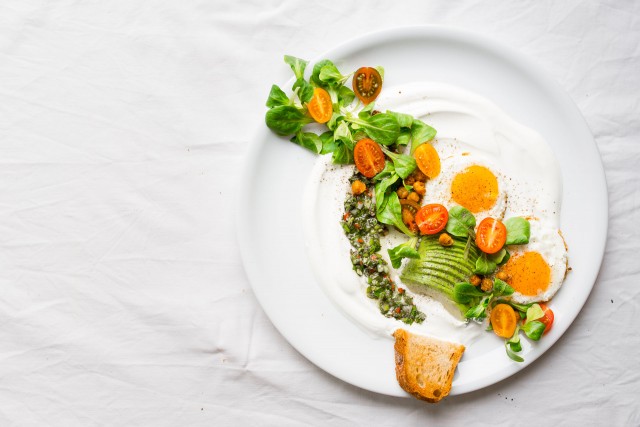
[500,251,551,296]
[450,165,499,213]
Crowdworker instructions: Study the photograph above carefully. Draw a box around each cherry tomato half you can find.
[353,138,385,178]
[307,87,332,123]
[414,142,441,179]
[415,204,448,235]
[352,67,382,105]
[490,303,518,338]
[538,303,555,334]
[475,217,507,254]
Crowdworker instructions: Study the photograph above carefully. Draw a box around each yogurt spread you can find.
[301,82,563,346]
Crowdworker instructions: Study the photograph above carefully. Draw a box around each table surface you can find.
[1,1,639,425]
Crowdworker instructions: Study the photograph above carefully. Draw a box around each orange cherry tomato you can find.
[475,217,507,254]
[490,303,518,339]
[415,204,449,235]
[352,67,382,105]
[537,303,554,334]
[353,138,385,178]
[413,143,441,178]
[307,87,333,123]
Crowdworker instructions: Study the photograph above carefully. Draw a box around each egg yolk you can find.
[450,165,499,213]
[500,251,551,296]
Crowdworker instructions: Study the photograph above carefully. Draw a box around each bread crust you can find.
[393,329,465,403]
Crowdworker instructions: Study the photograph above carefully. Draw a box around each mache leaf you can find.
[521,320,546,341]
[453,282,486,304]
[376,192,414,236]
[388,111,414,128]
[493,278,514,296]
[505,217,531,245]
[291,131,322,154]
[284,55,308,81]
[446,206,476,238]
[524,304,544,324]
[410,119,437,154]
[293,78,314,103]
[265,105,312,136]
[381,147,416,179]
[266,84,290,108]
[388,237,420,269]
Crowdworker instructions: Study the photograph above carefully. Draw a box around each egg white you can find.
[502,218,568,304]
[423,138,507,223]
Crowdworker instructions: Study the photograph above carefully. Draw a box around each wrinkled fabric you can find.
[0,0,638,425]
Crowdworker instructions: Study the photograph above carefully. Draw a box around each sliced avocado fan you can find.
[400,234,480,314]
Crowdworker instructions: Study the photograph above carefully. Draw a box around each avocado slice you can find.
[400,234,480,314]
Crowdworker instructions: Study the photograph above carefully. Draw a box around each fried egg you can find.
[498,218,568,304]
[424,139,507,223]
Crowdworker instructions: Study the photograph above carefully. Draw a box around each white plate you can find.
[238,26,607,397]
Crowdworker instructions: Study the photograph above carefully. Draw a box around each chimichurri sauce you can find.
[341,173,425,325]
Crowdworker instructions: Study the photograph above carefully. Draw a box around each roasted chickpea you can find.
[407,192,420,203]
[496,271,509,281]
[397,187,409,199]
[481,278,494,292]
[402,209,414,227]
[351,180,366,195]
[438,233,454,247]
[470,275,481,286]
[413,181,426,196]
[412,169,427,182]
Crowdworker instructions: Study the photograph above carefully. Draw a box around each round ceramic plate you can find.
[238,26,607,397]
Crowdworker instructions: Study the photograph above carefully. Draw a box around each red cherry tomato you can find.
[475,217,507,254]
[538,303,555,334]
[415,204,448,235]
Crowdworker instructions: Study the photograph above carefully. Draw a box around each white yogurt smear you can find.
[302,82,563,345]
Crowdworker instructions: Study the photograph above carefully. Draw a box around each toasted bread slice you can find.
[393,329,465,403]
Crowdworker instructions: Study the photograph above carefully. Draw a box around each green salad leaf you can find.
[493,278,514,296]
[293,78,314,103]
[374,172,400,212]
[319,131,337,155]
[319,63,350,87]
[346,113,400,146]
[504,217,531,245]
[358,101,376,118]
[376,192,414,236]
[410,119,437,154]
[396,129,411,148]
[445,206,476,238]
[332,142,354,164]
[453,282,486,304]
[506,327,524,362]
[291,131,322,153]
[381,147,416,179]
[284,55,308,80]
[464,295,491,319]
[460,278,514,320]
[310,59,335,86]
[521,320,546,341]
[265,105,313,136]
[474,248,508,275]
[338,85,355,107]
[266,84,291,108]
[524,303,544,324]
[388,237,420,269]
[388,111,414,128]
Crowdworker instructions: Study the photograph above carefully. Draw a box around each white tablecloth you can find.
[1,1,638,425]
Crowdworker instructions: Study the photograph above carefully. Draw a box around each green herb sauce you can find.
[341,173,425,325]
